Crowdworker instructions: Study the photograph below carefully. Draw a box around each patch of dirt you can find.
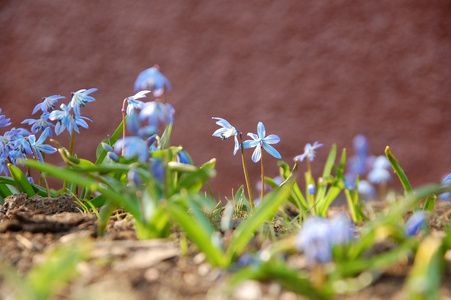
[1,194,451,299]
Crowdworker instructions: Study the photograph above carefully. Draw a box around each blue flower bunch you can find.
[345,135,393,200]
[295,214,354,264]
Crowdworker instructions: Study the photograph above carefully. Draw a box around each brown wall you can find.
[1,1,451,197]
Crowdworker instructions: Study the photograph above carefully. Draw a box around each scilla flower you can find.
[294,141,323,162]
[212,117,239,155]
[21,112,55,137]
[49,104,92,135]
[295,214,354,263]
[32,95,65,114]
[0,108,11,128]
[134,66,172,97]
[126,90,151,116]
[28,127,57,162]
[69,88,97,116]
[438,173,451,200]
[368,156,392,184]
[113,137,150,162]
[139,101,175,128]
[404,211,427,237]
[242,122,281,163]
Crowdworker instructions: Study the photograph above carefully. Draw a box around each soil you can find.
[1,194,451,300]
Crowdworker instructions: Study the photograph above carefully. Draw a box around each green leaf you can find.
[7,164,36,196]
[21,159,141,217]
[168,195,227,267]
[174,159,216,193]
[385,146,412,193]
[405,236,444,300]
[225,163,297,262]
[423,194,437,212]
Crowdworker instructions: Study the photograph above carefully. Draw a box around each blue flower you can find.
[212,117,240,155]
[308,184,316,195]
[114,137,150,162]
[438,173,451,200]
[21,112,55,137]
[28,128,57,162]
[126,110,156,138]
[139,101,175,128]
[368,156,392,184]
[49,104,92,135]
[0,152,9,176]
[32,95,65,114]
[295,217,334,263]
[294,141,323,162]
[404,211,427,237]
[126,90,151,116]
[295,214,354,263]
[69,88,97,116]
[242,122,281,163]
[0,108,11,128]
[176,149,192,165]
[134,66,172,97]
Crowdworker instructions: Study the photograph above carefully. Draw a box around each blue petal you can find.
[251,145,262,163]
[247,132,259,141]
[257,122,266,139]
[264,134,280,144]
[242,140,259,149]
[262,143,281,159]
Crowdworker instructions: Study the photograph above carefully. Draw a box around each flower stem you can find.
[239,133,254,209]
[260,150,265,204]
[121,98,127,156]
[69,129,75,156]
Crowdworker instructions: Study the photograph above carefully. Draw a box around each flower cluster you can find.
[345,135,392,199]
[0,89,97,176]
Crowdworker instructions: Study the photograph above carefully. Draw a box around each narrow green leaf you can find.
[168,200,227,267]
[385,146,412,193]
[7,164,35,196]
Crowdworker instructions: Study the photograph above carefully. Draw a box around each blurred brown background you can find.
[1,1,450,197]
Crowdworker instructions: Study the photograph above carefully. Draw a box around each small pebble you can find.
[144,268,160,282]
[232,280,262,300]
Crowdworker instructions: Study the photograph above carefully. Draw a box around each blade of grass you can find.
[385,146,412,193]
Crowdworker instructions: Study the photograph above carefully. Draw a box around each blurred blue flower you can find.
[176,149,192,165]
[32,95,65,114]
[21,112,55,137]
[404,211,427,237]
[438,173,451,200]
[28,128,57,162]
[212,117,239,155]
[368,156,392,184]
[295,214,354,263]
[126,110,157,138]
[357,179,376,201]
[329,214,354,245]
[0,108,11,128]
[69,88,97,116]
[295,217,334,263]
[0,152,8,175]
[139,101,175,128]
[151,157,165,182]
[294,141,323,162]
[126,90,151,116]
[308,184,316,195]
[134,66,172,97]
[114,136,149,162]
[243,122,281,163]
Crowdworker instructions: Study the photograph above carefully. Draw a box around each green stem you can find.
[121,98,128,156]
[239,133,253,209]
[69,130,75,156]
[260,150,265,204]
